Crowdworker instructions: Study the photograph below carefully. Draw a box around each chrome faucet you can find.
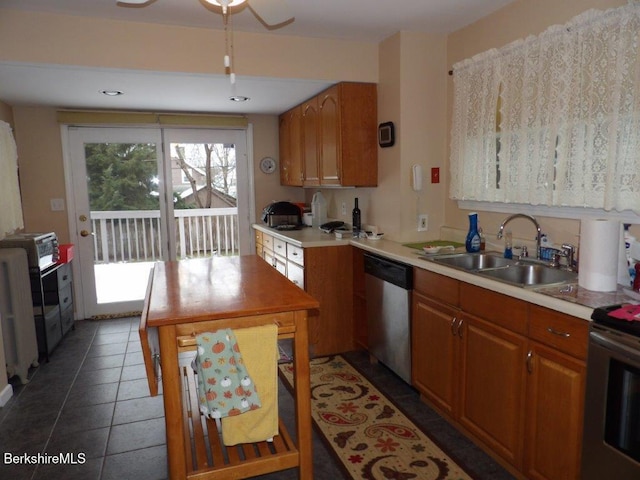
[497,214,542,260]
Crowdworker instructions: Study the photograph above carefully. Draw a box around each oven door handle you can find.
[590,331,640,363]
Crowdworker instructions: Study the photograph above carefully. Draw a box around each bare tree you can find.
[174,143,236,208]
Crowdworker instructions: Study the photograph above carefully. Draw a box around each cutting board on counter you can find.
[403,240,464,250]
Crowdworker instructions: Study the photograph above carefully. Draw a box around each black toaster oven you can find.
[261,202,302,229]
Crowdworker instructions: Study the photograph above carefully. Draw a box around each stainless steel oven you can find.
[582,306,640,480]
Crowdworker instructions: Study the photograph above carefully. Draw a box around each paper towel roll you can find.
[578,219,619,292]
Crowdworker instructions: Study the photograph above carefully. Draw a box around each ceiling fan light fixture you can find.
[101,90,124,96]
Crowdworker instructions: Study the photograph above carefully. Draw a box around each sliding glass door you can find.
[66,126,250,319]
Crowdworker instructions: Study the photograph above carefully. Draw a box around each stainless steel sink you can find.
[431,252,515,271]
[476,264,578,288]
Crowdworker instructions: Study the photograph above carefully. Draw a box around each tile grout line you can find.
[99,319,136,480]
[29,323,101,480]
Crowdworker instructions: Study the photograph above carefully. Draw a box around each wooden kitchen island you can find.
[139,255,319,480]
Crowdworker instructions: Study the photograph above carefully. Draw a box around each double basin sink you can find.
[424,252,578,288]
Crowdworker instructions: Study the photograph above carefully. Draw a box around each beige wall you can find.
[3,0,638,247]
[1,9,378,242]
[0,10,378,81]
[9,107,302,244]
[0,100,13,126]
[445,0,631,246]
[307,31,447,243]
[12,108,68,241]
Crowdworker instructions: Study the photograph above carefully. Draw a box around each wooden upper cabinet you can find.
[280,82,378,188]
[278,106,303,186]
[318,86,340,185]
[331,82,378,187]
[301,98,320,187]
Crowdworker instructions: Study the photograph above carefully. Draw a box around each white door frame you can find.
[64,126,164,319]
[61,124,255,320]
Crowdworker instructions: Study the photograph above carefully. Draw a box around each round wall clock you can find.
[259,156,277,174]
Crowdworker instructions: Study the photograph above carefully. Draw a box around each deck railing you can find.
[90,208,239,263]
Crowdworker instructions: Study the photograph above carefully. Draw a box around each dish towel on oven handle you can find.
[194,329,261,419]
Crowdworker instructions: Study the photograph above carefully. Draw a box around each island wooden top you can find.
[143,255,320,328]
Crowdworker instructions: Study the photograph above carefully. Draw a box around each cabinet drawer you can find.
[35,305,61,355]
[60,304,74,335]
[57,263,72,289]
[273,238,287,257]
[287,261,304,289]
[262,234,274,250]
[287,244,304,266]
[263,249,275,266]
[528,305,589,360]
[274,256,287,276]
[460,283,528,335]
[414,269,459,306]
[255,229,263,246]
[59,283,73,311]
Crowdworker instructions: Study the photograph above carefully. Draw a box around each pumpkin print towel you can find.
[194,329,261,419]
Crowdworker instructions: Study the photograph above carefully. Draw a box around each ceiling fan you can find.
[117,0,294,28]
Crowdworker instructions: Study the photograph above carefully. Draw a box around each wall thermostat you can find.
[378,122,395,148]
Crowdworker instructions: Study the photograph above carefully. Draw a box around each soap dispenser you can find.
[504,230,513,259]
[465,213,481,253]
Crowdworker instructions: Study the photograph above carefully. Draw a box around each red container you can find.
[57,244,74,264]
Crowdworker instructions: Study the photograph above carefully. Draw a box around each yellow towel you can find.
[221,324,279,446]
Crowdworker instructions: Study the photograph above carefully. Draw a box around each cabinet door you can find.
[524,341,585,480]
[302,98,320,186]
[352,247,367,349]
[279,107,303,186]
[318,86,340,186]
[287,261,304,289]
[459,313,527,469]
[412,292,459,416]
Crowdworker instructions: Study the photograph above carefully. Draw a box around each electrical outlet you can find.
[418,214,428,232]
[341,202,346,215]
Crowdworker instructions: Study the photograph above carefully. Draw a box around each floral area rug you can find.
[279,355,472,480]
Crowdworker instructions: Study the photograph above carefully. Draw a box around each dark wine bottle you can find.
[352,198,361,233]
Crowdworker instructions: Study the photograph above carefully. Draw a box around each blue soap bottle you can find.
[504,230,513,259]
[465,213,481,253]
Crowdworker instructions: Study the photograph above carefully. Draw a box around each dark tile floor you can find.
[0,317,514,480]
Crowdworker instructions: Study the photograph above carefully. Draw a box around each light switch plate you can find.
[50,198,65,211]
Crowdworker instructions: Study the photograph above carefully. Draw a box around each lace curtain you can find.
[450,2,640,213]
[0,121,24,237]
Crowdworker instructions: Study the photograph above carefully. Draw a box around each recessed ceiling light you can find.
[100,90,124,96]
[229,95,250,102]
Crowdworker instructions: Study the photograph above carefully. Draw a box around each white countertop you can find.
[254,224,633,321]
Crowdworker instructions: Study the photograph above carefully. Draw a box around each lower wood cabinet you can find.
[352,247,367,350]
[254,228,354,356]
[412,269,587,480]
[412,292,459,416]
[458,312,527,468]
[524,314,587,480]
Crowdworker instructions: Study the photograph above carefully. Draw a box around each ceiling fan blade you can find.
[117,0,155,6]
[248,0,293,28]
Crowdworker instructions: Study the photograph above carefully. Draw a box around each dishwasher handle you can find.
[363,253,413,290]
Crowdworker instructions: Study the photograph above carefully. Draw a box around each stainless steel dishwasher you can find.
[364,252,413,383]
